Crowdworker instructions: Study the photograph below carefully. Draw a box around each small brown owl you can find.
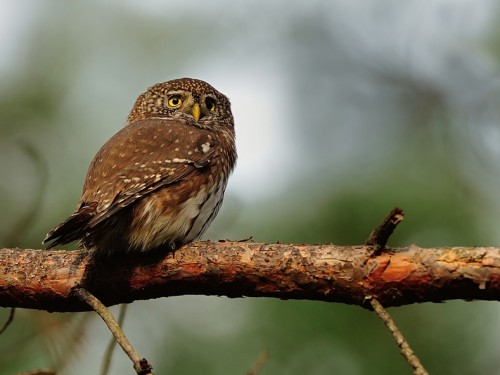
[44,78,237,255]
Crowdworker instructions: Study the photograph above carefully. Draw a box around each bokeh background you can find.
[1,1,500,374]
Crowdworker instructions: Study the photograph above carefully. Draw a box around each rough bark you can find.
[0,242,499,312]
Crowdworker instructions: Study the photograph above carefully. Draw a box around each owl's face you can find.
[127,78,234,130]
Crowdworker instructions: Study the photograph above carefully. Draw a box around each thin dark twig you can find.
[73,288,153,375]
[5,142,48,247]
[0,307,15,334]
[369,298,429,375]
[366,207,404,254]
[245,350,269,375]
[14,369,56,375]
[100,304,128,375]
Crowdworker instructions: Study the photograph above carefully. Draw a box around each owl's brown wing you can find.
[44,118,217,248]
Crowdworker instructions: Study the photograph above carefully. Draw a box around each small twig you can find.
[366,207,404,254]
[365,207,427,374]
[0,307,15,334]
[369,298,429,375]
[238,236,253,242]
[4,142,48,247]
[100,304,128,375]
[73,288,153,375]
[15,369,56,375]
[245,350,269,375]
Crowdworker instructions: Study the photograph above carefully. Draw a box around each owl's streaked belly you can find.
[128,177,226,251]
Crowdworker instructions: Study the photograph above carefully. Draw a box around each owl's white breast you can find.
[129,177,226,251]
[183,179,225,242]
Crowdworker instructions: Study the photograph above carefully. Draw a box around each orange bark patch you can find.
[381,257,417,283]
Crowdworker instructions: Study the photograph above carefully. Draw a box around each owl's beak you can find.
[192,103,201,122]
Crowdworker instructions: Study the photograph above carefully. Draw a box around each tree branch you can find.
[1,242,499,312]
[0,307,15,334]
[362,207,428,374]
[366,207,404,254]
[74,288,153,375]
[369,297,428,375]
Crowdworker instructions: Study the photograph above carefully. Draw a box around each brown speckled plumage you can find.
[44,78,236,254]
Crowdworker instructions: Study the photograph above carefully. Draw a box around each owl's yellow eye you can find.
[205,97,217,112]
[167,96,183,108]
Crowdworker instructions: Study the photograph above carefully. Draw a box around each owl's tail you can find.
[43,204,95,249]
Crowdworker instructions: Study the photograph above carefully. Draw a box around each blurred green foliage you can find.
[1,1,500,374]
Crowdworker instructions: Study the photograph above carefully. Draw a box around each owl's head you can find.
[127,78,233,130]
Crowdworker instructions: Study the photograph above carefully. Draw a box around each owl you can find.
[44,78,237,256]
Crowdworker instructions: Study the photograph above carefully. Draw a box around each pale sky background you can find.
[1,0,498,204]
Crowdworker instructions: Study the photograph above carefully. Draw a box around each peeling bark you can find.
[0,242,499,312]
